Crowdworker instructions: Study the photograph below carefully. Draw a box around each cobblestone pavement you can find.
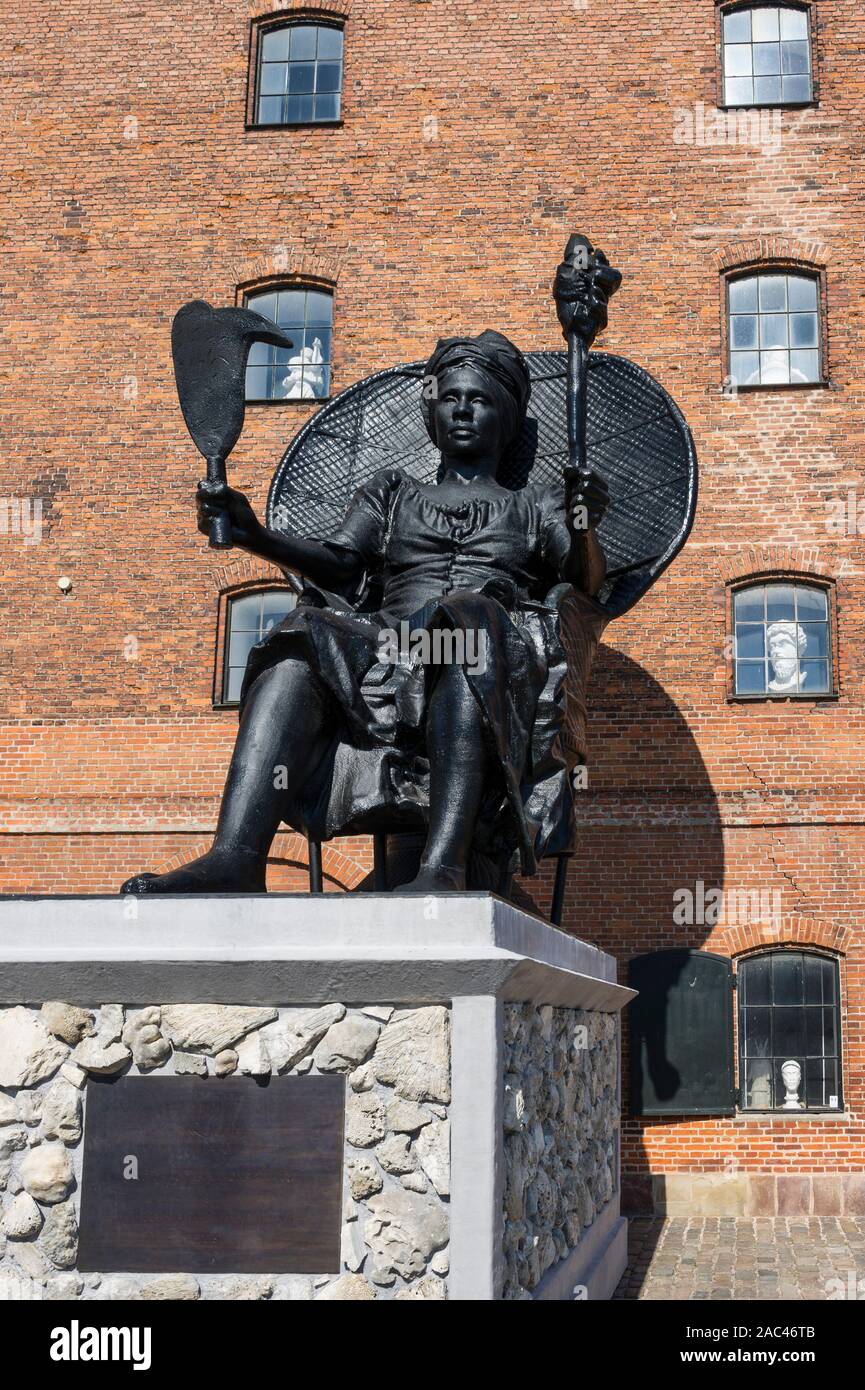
[613,1217,865,1300]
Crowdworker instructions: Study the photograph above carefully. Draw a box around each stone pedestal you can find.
[0,893,633,1301]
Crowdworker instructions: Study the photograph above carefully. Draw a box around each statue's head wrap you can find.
[421,329,531,451]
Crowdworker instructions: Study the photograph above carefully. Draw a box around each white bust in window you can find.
[767,620,807,693]
[281,337,325,399]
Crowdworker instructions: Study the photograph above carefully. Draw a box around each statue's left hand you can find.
[565,466,609,533]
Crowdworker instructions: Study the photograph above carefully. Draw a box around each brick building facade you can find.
[1,1,863,1213]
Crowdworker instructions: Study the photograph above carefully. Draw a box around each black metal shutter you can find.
[628,949,735,1116]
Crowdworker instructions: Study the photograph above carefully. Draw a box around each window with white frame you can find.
[222,589,297,704]
[254,23,344,126]
[244,286,333,401]
[722,6,812,106]
[733,581,831,696]
[738,951,842,1111]
[728,271,821,387]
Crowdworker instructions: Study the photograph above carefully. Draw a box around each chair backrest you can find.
[267,350,698,618]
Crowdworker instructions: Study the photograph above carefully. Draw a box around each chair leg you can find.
[550,854,570,927]
[497,856,513,899]
[373,833,388,892]
[308,839,323,893]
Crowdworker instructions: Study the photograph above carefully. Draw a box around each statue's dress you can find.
[242,468,606,874]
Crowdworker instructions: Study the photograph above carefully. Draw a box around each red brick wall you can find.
[1,1,863,1182]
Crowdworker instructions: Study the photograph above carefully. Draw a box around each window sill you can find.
[728,380,830,393]
[734,1109,847,1122]
[718,101,818,112]
[245,397,332,407]
[727,692,839,703]
[245,120,344,132]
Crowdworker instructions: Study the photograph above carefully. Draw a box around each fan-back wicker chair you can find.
[266,350,697,923]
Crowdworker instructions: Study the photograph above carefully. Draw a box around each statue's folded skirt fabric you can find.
[241,469,607,875]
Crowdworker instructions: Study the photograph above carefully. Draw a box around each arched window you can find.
[727,270,821,387]
[254,22,343,126]
[738,951,842,1111]
[244,285,333,401]
[222,588,297,704]
[722,5,812,106]
[732,580,831,696]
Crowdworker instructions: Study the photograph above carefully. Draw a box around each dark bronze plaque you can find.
[77,1075,345,1273]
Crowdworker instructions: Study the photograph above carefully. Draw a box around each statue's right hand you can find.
[196,481,262,548]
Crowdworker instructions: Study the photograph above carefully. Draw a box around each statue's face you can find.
[768,624,803,683]
[431,366,504,464]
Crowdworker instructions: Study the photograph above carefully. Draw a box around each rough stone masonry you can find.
[0,1001,451,1301]
[502,1004,619,1299]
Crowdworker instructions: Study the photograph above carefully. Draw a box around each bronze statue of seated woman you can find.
[120,238,696,899]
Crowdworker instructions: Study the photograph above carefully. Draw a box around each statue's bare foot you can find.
[119,847,266,895]
[399,862,466,894]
